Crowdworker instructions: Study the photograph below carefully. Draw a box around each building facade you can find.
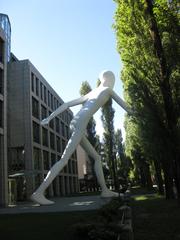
[7,59,79,201]
[0,14,10,206]
[77,145,98,192]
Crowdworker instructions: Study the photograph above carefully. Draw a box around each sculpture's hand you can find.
[41,118,49,125]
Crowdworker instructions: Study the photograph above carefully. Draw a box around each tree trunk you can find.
[153,159,164,195]
[139,166,146,188]
[161,160,174,199]
[174,160,180,204]
[144,163,153,190]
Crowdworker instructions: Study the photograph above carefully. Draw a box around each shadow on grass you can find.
[131,186,157,196]
[0,210,97,240]
[132,194,180,240]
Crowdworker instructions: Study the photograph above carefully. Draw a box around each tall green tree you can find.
[114,129,132,189]
[101,98,117,189]
[113,0,180,199]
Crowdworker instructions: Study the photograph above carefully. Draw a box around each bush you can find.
[73,198,124,240]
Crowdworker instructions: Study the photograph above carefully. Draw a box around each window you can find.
[49,111,54,129]
[64,166,67,173]
[33,121,40,143]
[50,132,55,149]
[40,82,43,100]
[51,153,56,166]
[32,97,39,119]
[42,127,48,147]
[55,117,60,133]
[48,91,50,107]
[35,174,41,188]
[68,113,72,125]
[56,136,61,153]
[72,161,75,174]
[54,97,57,109]
[33,147,41,170]
[72,161,77,174]
[64,112,67,122]
[44,86,47,104]
[74,151,77,160]
[31,72,34,92]
[41,105,47,120]
[35,77,39,96]
[51,94,53,109]
[68,161,72,174]
[66,125,69,139]
[9,147,25,172]
[43,150,49,170]
[0,68,3,94]
[62,139,66,152]
[0,101,3,127]
[61,121,65,137]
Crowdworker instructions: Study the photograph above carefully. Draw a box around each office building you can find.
[0,13,10,206]
[7,58,79,201]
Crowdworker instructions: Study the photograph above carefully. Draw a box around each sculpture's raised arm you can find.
[41,95,88,125]
[111,90,132,114]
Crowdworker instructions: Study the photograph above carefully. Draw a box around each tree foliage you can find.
[101,97,117,188]
[113,0,180,199]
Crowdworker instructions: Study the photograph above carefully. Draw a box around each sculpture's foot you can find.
[101,190,124,198]
[31,192,54,205]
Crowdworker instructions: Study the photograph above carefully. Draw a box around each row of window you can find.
[8,147,25,172]
[33,120,70,149]
[31,72,71,121]
[33,147,77,174]
[32,95,72,127]
[34,174,78,196]
[32,97,71,138]
[31,72,58,110]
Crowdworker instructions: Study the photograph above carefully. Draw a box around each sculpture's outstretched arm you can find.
[111,90,132,114]
[41,95,88,125]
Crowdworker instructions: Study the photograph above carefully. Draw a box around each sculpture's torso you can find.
[70,86,112,130]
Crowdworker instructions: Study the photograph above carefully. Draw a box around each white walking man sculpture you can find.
[31,70,131,205]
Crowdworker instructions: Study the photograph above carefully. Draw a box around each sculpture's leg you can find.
[31,129,83,205]
[80,136,119,198]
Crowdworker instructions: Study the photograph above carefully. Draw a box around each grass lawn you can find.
[132,194,180,240]
[0,210,97,240]
[130,186,157,195]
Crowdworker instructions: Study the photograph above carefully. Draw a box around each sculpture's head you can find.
[99,70,115,89]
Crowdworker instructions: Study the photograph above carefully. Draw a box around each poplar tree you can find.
[101,98,117,189]
[113,0,180,199]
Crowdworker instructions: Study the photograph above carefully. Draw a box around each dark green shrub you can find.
[72,198,124,240]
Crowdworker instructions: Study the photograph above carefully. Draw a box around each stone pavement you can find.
[0,195,112,214]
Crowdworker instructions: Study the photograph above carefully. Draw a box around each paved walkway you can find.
[0,195,111,214]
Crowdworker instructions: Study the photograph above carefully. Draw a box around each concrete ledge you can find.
[117,194,134,240]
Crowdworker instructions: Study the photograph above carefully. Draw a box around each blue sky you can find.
[1,0,126,139]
